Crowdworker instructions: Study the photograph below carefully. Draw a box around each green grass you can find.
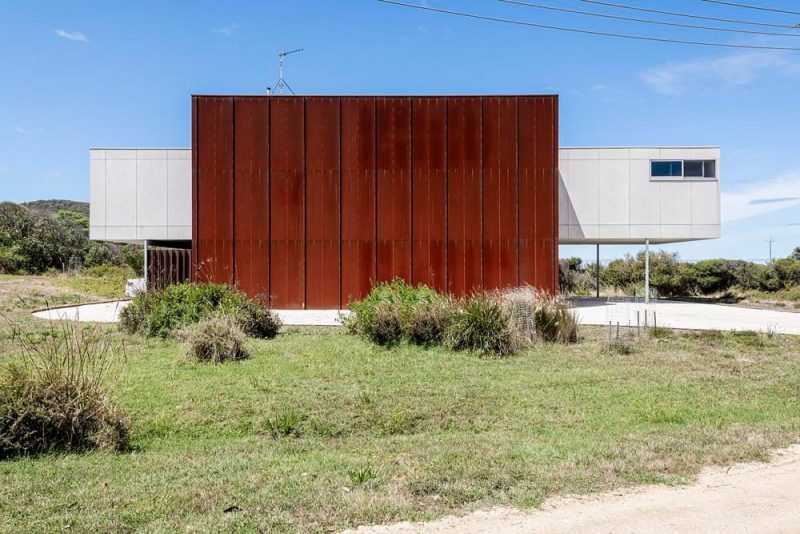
[2,319,800,532]
[48,267,133,300]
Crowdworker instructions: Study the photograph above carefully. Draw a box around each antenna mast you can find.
[267,48,303,95]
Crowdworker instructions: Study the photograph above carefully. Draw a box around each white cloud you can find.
[641,51,800,96]
[722,171,800,223]
[14,126,43,134]
[213,23,238,36]
[54,29,88,43]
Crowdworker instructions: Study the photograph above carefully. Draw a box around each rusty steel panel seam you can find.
[191,98,197,282]
[338,98,343,308]
[231,98,236,287]
[516,97,520,286]
[304,97,307,308]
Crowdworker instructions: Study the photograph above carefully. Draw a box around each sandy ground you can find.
[33,298,800,333]
[344,445,800,534]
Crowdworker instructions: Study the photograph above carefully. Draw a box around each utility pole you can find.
[267,48,304,95]
[766,237,775,263]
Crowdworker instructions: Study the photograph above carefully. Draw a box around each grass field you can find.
[1,276,800,532]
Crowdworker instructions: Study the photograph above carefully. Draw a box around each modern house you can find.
[89,94,720,308]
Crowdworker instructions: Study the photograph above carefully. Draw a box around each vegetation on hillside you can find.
[0,201,142,275]
[22,199,89,217]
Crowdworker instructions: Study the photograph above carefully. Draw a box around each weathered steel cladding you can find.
[341,98,376,304]
[233,97,269,297]
[192,95,558,309]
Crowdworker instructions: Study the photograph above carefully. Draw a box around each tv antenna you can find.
[267,48,303,95]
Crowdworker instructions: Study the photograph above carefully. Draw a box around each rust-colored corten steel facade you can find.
[192,95,558,309]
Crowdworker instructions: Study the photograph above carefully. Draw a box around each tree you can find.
[790,247,800,261]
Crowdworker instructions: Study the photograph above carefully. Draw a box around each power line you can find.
[501,0,800,38]
[377,0,800,51]
[577,0,800,29]
[703,0,800,16]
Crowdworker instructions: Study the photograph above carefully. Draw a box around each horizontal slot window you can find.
[651,161,682,177]
[651,159,717,180]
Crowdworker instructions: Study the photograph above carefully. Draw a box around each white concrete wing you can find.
[89,148,191,243]
[558,147,721,244]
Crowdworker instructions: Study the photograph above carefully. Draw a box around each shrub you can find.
[406,299,456,346]
[446,293,520,357]
[120,283,281,339]
[0,321,130,459]
[369,302,404,346]
[229,294,282,339]
[502,287,578,344]
[345,279,450,346]
[181,314,249,364]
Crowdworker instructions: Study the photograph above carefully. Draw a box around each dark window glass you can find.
[651,161,682,177]
[703,160,716,178]
[684,160,704,177]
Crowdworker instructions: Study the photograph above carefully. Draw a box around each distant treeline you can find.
[561,249,800,298]
[0,201,142,275]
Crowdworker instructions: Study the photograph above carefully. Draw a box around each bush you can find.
[446,293,520,357]
[369,302,404,346]
[84,242,123,268]
[181,314,249,364]
[120,283,281,339]
[231,295,282,339]
[0,321,130,459]
[406,299,456,346]
[345,279,450,346]
[502,287,578,344]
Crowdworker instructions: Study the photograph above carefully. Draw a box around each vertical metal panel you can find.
[195,97,234,284]
[270,97,305,308]
[191,97,198,282]
[233,97,270,297]
[411,98,447,291]
[518,96,558,293]
[446,97,482,297]
[305,97,341,308]
[148,248,191,291]
[482,97,518,290]
[376,97,412,283]
[341,98,376,305]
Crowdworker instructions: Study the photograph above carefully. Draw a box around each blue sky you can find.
[1,0,798,262]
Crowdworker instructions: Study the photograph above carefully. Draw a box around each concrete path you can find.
[32,301,349,326]
[573,298,800,335]
[32,298,800,334]
[344,445,800,534]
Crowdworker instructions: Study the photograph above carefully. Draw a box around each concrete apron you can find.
[31,299,800,334]
[31,300,348,326]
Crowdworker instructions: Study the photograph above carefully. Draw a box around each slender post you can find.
[596,243,600,298]
[644,238,650,305]
[143,239,149,292]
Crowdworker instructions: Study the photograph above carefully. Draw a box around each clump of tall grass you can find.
[180,314,249,364]
[445,293,521,357]
[502,286,578,344]
[0,320,130,459]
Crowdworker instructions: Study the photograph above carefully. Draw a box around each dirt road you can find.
[345,445,800,534]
